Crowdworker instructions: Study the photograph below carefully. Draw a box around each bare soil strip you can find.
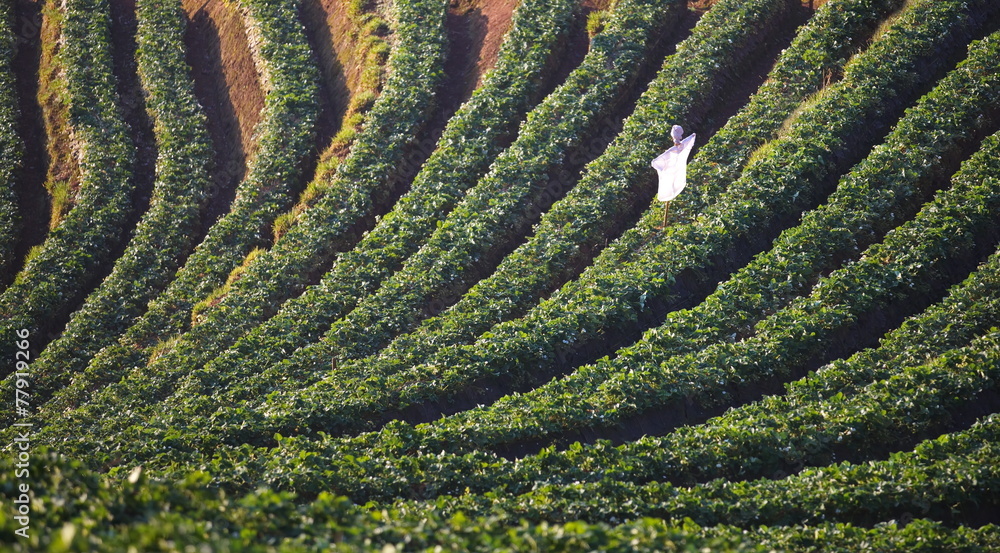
[441,0,521,122]
[299,0,347,156]
[108,0,158,235]
[8,0,50,280]
[35,0,80,230]
[181,0,264,232]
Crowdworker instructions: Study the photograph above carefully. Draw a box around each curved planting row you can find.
[9,0,215,418]
[231,0,994,445]
[158,104,1000,503]
[392,412,1000,529]
[28,0,320,420]
[315,0,908,413]
[515,250,1000,491]
[0,449,996,551]
[270,0,393,238]
[303,0,788,364]
[168,0,794,426]
[0,0,135,370]
[393,33,1000,455]
[39,0,450,417]
[0,3,22,285]
[46,0,685,449]
[134,0,578,409]
[236,246,1000,504]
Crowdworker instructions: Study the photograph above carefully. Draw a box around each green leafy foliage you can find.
[2,0,214,421]
[315,0,908,425]
[0,0,135,365]
[398,413,1000,528]
[139,0,578,422]
[211,0,998,448]
[1,445,998,551]
[29,0,321,421]
[6,0,1000,548]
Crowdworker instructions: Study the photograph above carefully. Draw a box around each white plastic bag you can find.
[651,126,696,202]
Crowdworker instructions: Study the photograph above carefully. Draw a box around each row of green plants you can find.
[119,0,784,454]
[190,0,795,437]
[1,448,997,551]
[389,413,1000,529]
[0,2,22,285]
[240,249,1000,505]
[507,252,1000,492]
[186,0,686,398]
[229,0,993,445]
[312,0,909,410]
[389,32,1000,454]
[0,0,135,372]
[163,0,785,425]
[96,1,402,402]
[304,0,789,363]
[6,0,215,421]
[43,0,451,418]
[29,0,449,438]
[154,101,1000,504]
[45,0,684,449]
[138,0,579,411]
[536,0,914,274]
[29,0,320,420]
[519,0,908,285]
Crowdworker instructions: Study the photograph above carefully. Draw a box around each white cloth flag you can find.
[651,127,696,202]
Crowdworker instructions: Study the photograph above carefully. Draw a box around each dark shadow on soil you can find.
[109,0,158,228]
[7,0,50,286]
[438,5,489,131]
[183,6,247,239]
[300,0,347,155]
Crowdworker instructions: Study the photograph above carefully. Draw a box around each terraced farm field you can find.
[2,0,1000,549]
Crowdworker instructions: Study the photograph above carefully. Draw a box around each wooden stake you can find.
[661,201,671,228]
